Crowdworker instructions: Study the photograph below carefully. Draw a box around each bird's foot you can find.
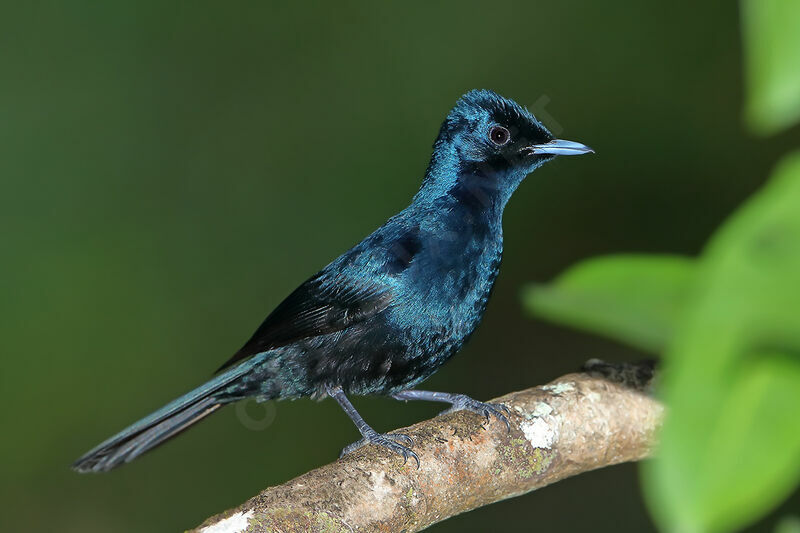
[440,394,511,431]
[340,429,419,467]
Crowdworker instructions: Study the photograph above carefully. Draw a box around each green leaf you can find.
[743,0,800,135]
[776,516,800,533]
[522,254,695,353]
[644,152,800,532]
[648,354,800,533]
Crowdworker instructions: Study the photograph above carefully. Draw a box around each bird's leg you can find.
[391,389,511,430]
[326,385,419,467]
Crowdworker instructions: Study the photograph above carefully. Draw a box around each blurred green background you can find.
[1,2,798,532]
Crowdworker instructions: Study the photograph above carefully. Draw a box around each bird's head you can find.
[418,90,592,208]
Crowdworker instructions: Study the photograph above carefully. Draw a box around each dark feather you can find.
[217,273,393,371]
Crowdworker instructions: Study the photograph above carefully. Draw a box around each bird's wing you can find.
[216,271,393,371]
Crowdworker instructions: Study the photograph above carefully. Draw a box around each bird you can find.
[72,89,592,473]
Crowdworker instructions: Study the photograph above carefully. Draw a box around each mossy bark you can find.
[193,368,662,533]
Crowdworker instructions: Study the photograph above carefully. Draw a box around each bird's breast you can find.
[388,231,503,366]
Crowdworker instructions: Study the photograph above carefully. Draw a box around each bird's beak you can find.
[524,139,594,156]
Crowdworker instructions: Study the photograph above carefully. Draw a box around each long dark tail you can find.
[72,364,250,473]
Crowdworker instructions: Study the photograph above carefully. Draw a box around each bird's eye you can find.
[489,125,510,146]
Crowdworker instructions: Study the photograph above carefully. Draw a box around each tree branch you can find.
[192,365,663,533]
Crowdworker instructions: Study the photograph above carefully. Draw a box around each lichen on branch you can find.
[193,365,662,533]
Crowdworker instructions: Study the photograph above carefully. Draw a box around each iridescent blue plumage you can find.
[73,89,592,472]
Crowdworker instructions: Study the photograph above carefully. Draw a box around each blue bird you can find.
[73,89,592,472]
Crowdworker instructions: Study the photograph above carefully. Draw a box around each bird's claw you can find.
[340,431,419,468]
[440,396,512,431]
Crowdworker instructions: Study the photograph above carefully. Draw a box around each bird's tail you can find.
[72,364,250,473]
